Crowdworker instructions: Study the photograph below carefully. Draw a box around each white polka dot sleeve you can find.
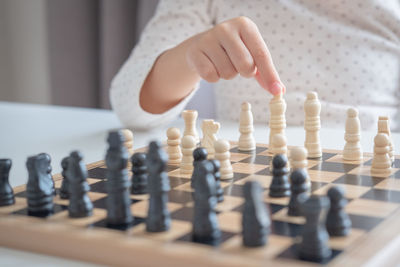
[110,0,214,130]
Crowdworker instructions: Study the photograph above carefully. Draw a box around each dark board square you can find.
[91,216,145,231]
[310,181,327,193]
[268,203,286,214]
[277,243,342,264]
[240,155,272,165]
[255,168,271,176]
[175,230,236,247]
[224,184,244,197]
[361,189,400,203]
[166,165,179,172]
[89,181,107,194]
[271,220,303,237]
[393,170,400,179]
[333,174,382,187]
[87,167,107,179]
[170,206,193,222]
[231,172,250,182]
[230,147,267,154]
[14,191,27,198]
[168,177,190,188]
[168,190,193,204]
[363,159,373,166]
[13,204,67,217]
[348,214,383,231]
[310,162,358,173]
[92,197,141,210]
[393,159,400,168]
[321,152,337,161]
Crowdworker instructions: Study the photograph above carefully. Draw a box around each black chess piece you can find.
[191,147,208,189]
[67,151,93,218]
[59,156,70,199]
[242,180,270,247]
[209,159,224,203]
[269,154,290,198]
[0,159,15,206]
[288,169,309,216]
[38,153,56,196]
[192,161,221,246]
[26,154,54,217]
[298,195,332,262]
[326,186,351,236]
[146,141,171,232]
[106,131,133,229]
[131,152,147,195]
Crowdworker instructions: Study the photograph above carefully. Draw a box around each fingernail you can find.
[270,82,283,95]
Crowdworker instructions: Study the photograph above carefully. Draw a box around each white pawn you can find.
[182,110,199,144]
[377,116,394,163]
[343,108,363,161]
[371,133,392,176]
[290,147,310,187]
[180,135,196,174]
[268,94,287,154]
[121,129,134,155]
[214,139,233,180]
[201,119,220,159]
[270,134,287,156]
[304,92,322,158]
[238,102,256,151]
[166,127,182,164]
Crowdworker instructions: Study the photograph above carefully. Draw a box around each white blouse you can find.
[110,0,400,131]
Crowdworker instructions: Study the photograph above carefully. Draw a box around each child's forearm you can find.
[140,37,201,114]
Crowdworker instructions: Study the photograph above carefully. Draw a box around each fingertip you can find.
[269,81,284,95]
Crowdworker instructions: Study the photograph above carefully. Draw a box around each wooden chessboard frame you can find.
[1,143,400,267]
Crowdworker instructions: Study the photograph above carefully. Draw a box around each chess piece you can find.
[214,139,233,180]
[0,159,15,206]
[371,133,392,176]
[131,152,147,195]
[182,110,200,143]
[304,92,322,158]
[209,159,224,203]
[201,119,220,158]
[298,196,331,262]
[38,152,55,195]
[67,151,93,218]
[26,154,54,217]
[268,94,286,154]
[242,180,270,247]
[343,108,363,161]
[59,156,70,199]
[269,133,287,155]
[192,161,221,245]
[326,186,351,236]
[238,102,256,152]
[290,147,310,187]
[377,116,394,163]
[269,154,290,198]
[288,169,309,216]
[106,131,133,229]
[166,127,182,164]
[191,147,208,189]
[121,129,134,155]
[146,141,171,232]
[180,135,196,174]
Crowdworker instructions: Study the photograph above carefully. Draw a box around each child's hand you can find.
[186,16,285,95]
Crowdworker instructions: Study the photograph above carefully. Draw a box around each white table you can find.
[0,101,399,266]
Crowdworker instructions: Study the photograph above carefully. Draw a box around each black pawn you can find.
[326,186,351,236]
[242,180,270,247]
[269,154,290,197]
[209,159,224,203]
[106,131,133,229]
[131,152,147,194]
[59,156,70,199]
[26,154,54,217]
[191,147,208,189]
[38,153,56,196]
[146,141,171,232]
[298,196,331,262]
[192,161,221,246]
[288,169,309,216]
[67,151,93,218]
[0,159,15,206]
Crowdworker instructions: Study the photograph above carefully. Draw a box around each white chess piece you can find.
[270,134,287,156]
[121,129,134,155]
[268,94,287,154]
[289,147,310,187]
[377,116,394,163]
[371,133,392,176]
[180,135,196,174]
[182,110,199,144]
[238,102,256,151]
[343,108,363,161]
[166,127,182,164]
[304,92,322,158]
[214,139,233,180]
[201,119,220,159]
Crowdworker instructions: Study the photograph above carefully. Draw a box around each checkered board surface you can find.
[1,142,400,266]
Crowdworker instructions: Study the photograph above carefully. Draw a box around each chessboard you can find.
[1,142,400,267]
